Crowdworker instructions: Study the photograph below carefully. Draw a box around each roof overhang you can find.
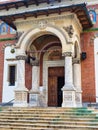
[0,1,93,30]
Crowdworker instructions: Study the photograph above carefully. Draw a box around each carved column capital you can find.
[73,58,80,64]
[62,52,72,57]
[31,59,39,66]
[16,55,26,60]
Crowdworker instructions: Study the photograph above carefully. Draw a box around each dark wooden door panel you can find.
[48,67,64,77]
[48,67,64,107]
[48,76,57,106]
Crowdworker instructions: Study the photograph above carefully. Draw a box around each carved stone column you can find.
[62,52,76,107]
[73,58,82,107]
[14,55,28,107]
[29,60,40,106]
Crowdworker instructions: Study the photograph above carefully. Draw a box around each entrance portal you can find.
[48,67,64,107]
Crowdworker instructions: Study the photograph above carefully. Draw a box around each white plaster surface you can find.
[2,46,17,102]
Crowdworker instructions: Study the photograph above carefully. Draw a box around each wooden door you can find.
[48,67,64,107]
[48,76,57,106]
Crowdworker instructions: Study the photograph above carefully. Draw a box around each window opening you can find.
[9,66,16,86]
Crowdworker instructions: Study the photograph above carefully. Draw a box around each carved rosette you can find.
[16,55,26,60]
[62,52,72,57]
[38,20,47,30]
[73,58,80,64]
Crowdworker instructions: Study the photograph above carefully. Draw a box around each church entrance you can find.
[48,67,64,107]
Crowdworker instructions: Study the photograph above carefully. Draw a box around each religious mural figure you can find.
[89,10,96,24]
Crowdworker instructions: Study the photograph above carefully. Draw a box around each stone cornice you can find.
[14,13,82,31]
[15,13,73,25]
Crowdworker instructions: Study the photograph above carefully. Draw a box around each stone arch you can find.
[43,45,62,61]
[39,41,61,58]
[16,26,68,56]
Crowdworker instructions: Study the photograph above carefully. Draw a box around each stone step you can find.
[0,125,96,130]
[0,113,95,117]
[0,122,98,129]
[5,107,90,112]
[8,107,91,110]
[0,119,98,126]
[0,107,98,129]
[0,116,97,122]
[0,114,97,120]
[1,110,93,114]
[0,116,96,120]
[0,112,97,118]
[0,109,95,115]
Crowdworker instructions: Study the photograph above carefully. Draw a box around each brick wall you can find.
[80,4,98,103]
[81,32,96,102]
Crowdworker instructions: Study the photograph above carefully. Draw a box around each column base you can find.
[13,87,28,107]
[29,90,39,107]
[75,91,82,107]
[13,102,28,107]
[62,84,76,107]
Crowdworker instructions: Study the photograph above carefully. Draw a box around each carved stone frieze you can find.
[16,55,26,60]
[62,52,72,57]
[15,14,79,30]
[63,25,74,38]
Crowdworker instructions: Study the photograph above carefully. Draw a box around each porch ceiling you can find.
[30,34,60,51]
[0,1,93,30]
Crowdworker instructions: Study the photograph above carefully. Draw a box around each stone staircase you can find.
[0,107,98,130]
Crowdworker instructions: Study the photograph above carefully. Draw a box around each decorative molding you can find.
[63,25,74,38]
[16,55,26,60]
[62,52,72,57]
[15,14,78,30]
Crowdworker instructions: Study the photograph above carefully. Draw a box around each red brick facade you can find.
[81,32,96,102]
[81,4,98,102]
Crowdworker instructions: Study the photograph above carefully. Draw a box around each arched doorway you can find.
[26,34,64,107]
[47,50,64,107]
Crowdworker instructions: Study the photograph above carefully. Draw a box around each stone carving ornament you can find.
[63,25,74,38]
[38,20,48,29]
